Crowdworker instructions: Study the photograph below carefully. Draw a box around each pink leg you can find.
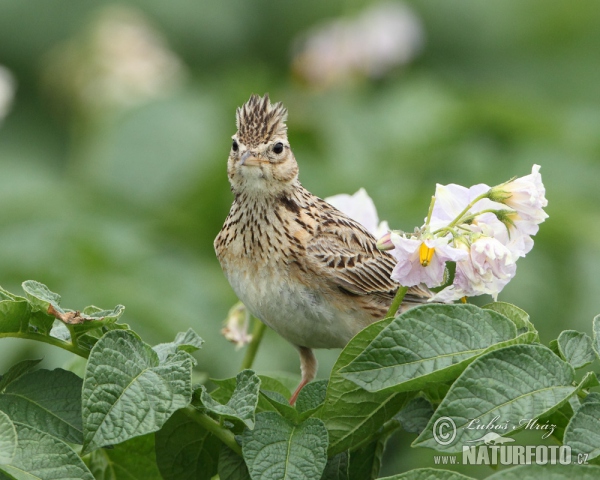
[289,346,317,405]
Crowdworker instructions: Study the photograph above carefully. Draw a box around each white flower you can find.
[0,66,16,124]
[469,236,517,297]
[432,236,517,302]
[490,164,548,226]
[468,212,532,259]
[325,188,389,239]
[221,302,252,350]
[390,233,468,287]
[292,1,423,89]
[428,183,502,231]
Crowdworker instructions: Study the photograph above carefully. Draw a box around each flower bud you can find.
[376,232,394,251]
[221,302,252,350]
[489,165,548,225]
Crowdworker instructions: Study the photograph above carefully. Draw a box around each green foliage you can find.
[316,317,411,456]
[155,410,220,480]
[563,393,600,461]
[81,330,195,454]
[1,423,94,480]
[219,446,251,480]
[556,330,598,368]
[87,434,162,480]
[321,452,348,480]
[0,281,599,478]
[0,368,83,444]
[340,304,534,393]
[413,344,597,452]
[379,468,474,480]
[0,411,16,465]
[242,412,328,480]
[200,370,260,429]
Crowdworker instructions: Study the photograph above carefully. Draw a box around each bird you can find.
[214,94,430,405]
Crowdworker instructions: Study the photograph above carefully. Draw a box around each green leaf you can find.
[0,411,16,465]
[259,390,299,423]
[540,401,575,442]
[557,330,598,368]
[395,396,434,435]
[66,305,125,334]
[218,446,250,480]
[413,344,595,453]
[0,286,25,302]
[316,317,410,455]
[155,409,220,480]
[549,339,560,356]
[348,437,386,480]
[564,394,600,460]
[87,433,161,480]
[0,359,42,392]
[483,301,538,339]
[0,369,83,444]
[0,423,93,480]
[321,452,348,480]
[200,370,260,429]
[485,464,600,479]
[585,392,600,404]
[379,468,475,480]
[0,300,29,335]
[211,375,292,417]
[242,412,328,480]
[258,376,292,400]
[81,330,194,454]
[75,322,131,352]
[153,328,204,363]
[21,280,62,314]
[21,280,125,339]
[296,380,328,415]
[593,315,600,356]
[422,383,451,405]
[341,304,528,393]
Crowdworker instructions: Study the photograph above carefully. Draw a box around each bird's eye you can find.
[273,142,284,154]
[232,140,238,152]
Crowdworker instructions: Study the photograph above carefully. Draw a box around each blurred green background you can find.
[1,0,599,477]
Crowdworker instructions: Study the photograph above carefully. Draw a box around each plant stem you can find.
[0,331,90,358]
[240,317,267,370]
[385,286,409,319]
[182,406,243,456]
[446,191,490,229]
[425,195,436,226]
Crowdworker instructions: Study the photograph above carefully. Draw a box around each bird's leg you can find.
[289,346,317,406]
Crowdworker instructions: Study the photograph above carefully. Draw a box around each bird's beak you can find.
[239,151,262,167]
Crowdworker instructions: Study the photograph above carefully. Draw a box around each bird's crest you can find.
[236,94,288,147]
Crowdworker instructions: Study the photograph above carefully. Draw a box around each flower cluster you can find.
[379,165,548,301]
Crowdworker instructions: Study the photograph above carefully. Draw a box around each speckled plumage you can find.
[215,94,430,403]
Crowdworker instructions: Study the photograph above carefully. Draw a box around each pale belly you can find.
[223,263,359,349]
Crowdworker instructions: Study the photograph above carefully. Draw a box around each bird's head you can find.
[227,94,299,197]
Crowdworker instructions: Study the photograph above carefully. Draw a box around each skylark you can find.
[215,94,430,404]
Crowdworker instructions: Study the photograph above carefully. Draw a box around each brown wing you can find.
[305,197,430,304]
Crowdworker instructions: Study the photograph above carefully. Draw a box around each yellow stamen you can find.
[460,296,467,304]
[419,242,435,267]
